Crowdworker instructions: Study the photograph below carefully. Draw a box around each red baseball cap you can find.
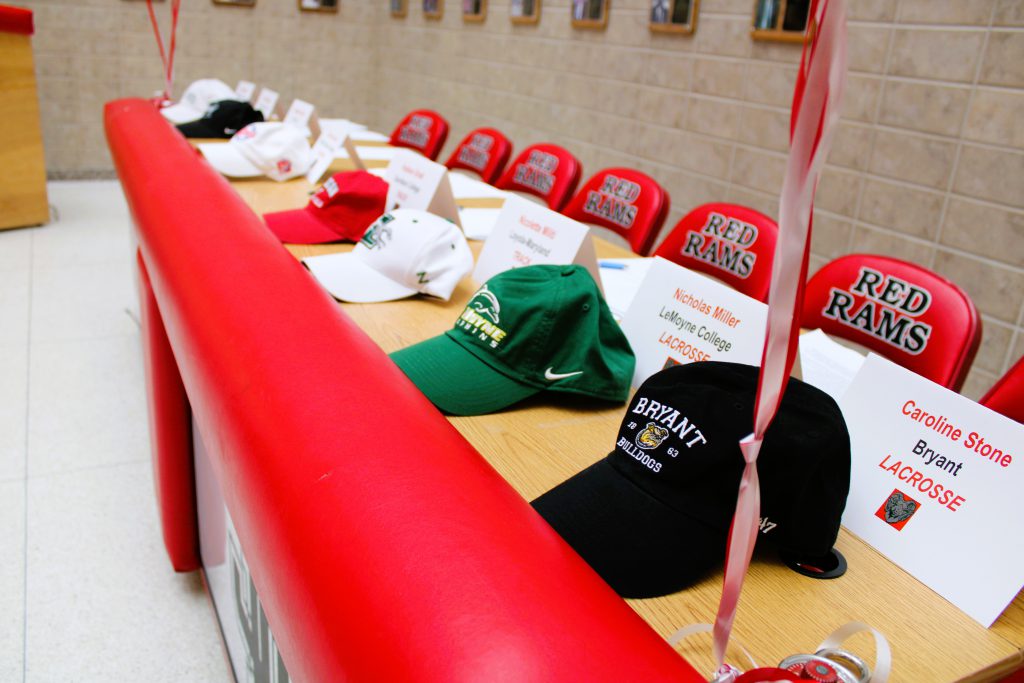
[263,171,388,244]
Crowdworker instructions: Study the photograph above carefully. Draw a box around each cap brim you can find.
[198,143,262,178]
[531,458,725,598]
[176,120,224,139]
[303,252,419,303]
[390,334,540,415]
[161,102,204,124]
[264,208,347,244]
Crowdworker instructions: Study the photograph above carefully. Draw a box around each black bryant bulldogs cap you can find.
[176,100,264,139]
[531,361,851,598]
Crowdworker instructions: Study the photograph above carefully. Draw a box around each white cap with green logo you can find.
[302,209,473,303]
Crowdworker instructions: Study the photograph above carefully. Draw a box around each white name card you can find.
[234,80,256,102]
[305,129,347,185]
[620,257,768,387]
[472,195,599,288]
[840,354,1024,627]
[253,88,279,120]
[284,98,315,131]
[383,149,460,227]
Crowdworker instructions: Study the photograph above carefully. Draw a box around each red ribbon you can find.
[711,0,848,668]
[145,0,182,103]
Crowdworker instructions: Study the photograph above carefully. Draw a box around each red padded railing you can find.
[105,99,702,683]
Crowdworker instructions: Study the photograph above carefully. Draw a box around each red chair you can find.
[388,109,449,161]
[802,254,982,392]
[981,356,1024,423]
[495,143,581,211]
[653,203,778,302]
[443,127,513,185]
[561,168,669,256]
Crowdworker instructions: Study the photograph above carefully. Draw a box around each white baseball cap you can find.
[199,122,312,182]
[302,210,474,303]
[161,79,237,124]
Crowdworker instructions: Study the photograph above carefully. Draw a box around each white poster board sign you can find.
[620,257,768,387]
[840,354,1024,626]
[472,195,599,289]
[383,149,460,227]
[305,129,347,185]
[234,80,256,102]
[283,98,315,130]
[253,88,279,120]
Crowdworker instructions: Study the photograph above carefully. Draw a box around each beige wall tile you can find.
[897,0,997,25]
[869,129,957,189]
[953,145,1024,206]
[933,250,1024,322]
[827,121,873,171]
[743,62,796,107]
[810,213,853,259]
[993,0,1024,27]
[963,87,1024,148]
[878,80,970,137]
[643,53,695,90]
[730,146,785,194]
[859,178,944,238]
[940,198,1024,266]
[686,97,740,139]
[724,185,777,219]
[847,24,891,74]
[847,0,898,22]
[889,28,985,83]
[692,16,752,58]
[979,31,1024,88]
[974,317,1014,374]
[736,105,790,153]
[851,225,938,265]
[842,75,883,123]
[691,58,747,98]
[814,167,862,218]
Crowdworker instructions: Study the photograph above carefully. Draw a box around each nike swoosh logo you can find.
[544,368,583,381]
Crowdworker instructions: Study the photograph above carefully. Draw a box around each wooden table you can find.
[228,167,1024,682]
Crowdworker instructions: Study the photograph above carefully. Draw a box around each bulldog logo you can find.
[276,159,292,174]
[875,489,920,531]
[636,422,670,450]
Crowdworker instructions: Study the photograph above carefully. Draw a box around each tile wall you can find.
[25,0,1024,398]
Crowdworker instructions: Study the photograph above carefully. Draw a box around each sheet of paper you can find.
[840,354,1024,627]
[798,328,866,402]
[318,118,367,135]
[620,257,768,387]
[350,130,390,143]
[354,146,401,161]
[253,88,279,121]
[458,207,503,241]
[598,258,653,321]
[234,80,256,102]
[448,172,509,200]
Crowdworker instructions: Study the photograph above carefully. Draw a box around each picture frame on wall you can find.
[299,0,338,11]
[649,0,697,33]
[391,0,407,17]
[463,0,486,21]
[510,0,539,24]
[571,0,607,29]
[212,0,256,6]
[423,0,443,19]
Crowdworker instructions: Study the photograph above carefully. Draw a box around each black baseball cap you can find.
[176,100,264,139]
[531,361,851,598]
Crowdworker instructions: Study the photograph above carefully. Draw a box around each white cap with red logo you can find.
[198,122,312,182]
[160,79,238,124]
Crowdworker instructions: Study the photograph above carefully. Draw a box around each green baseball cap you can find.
[389,264,636,415]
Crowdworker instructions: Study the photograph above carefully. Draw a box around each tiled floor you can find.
[1,181,231,682]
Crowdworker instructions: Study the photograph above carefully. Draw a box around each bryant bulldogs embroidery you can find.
[681,212,759,279]
[616,398,708,473]
[513,150,559,195]
[397,114,433,149]
[822,267,933,355]
[457,285,506,348]
[582,175,641,229]
[456,133,494,172]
